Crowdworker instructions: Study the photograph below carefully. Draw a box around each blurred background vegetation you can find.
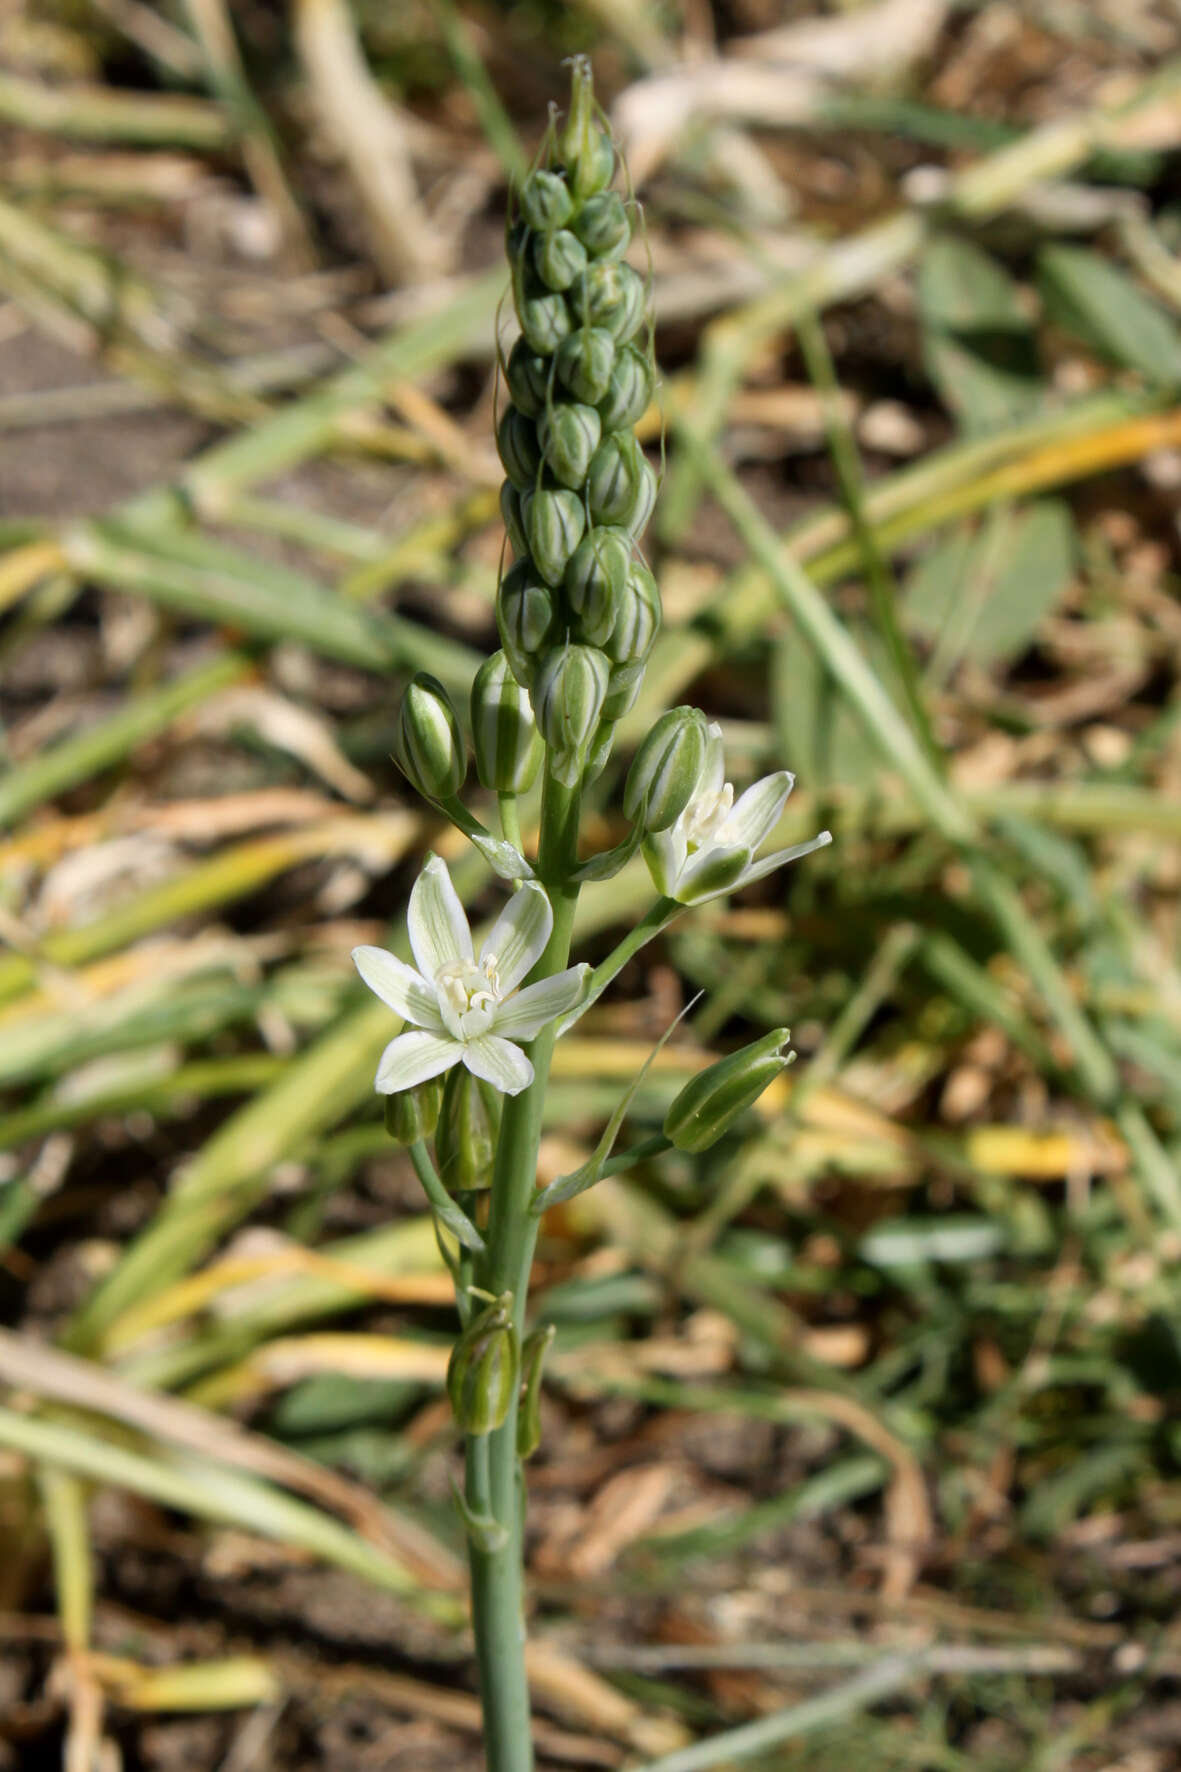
[1,2,1180,1768]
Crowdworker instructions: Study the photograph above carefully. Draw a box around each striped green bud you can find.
[624,706,710,832]
[447,1293,519,1436]
[602,662,643,724]
[537,400,601,490]
[587,432,657,533]
[436,1064,502,1192]
[573,261,645,342]
[556,327,615,405]
[607,562,661,662]
[563,525,630,648]
[533,643,610,784]
[597,342,653,431]
[504,338,551,418]
[523,484,586,585]
[471,651,543,794]
[517,1323,556,1460]
[496,406,541,489]
[533,227,588,292]
[518,289,572,354]
[663,1030,792,1153]
[519,168,573,232]
[384,1077,442,1146]
[574,191,630,260]
[394,673,465,800]
[500,481,527,556]
[497,560,556,686]
[558,57,614,199]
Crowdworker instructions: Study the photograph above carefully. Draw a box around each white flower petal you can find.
[721,771,793,852]
[408,856,472,979]
[643,828,685,899]
[352,946,442,1030]
[733,830,833,890]
[494,964,590,1041]
[374,1029,462,1093]
[481,880,552,993]
[701,722,726,799]
[463,1034,534,1095]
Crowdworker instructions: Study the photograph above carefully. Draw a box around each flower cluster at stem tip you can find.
[353,58,831,1104]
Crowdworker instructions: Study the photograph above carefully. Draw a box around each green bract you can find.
[394,673,465,801]
[471,651,543,794]
[663,1030,792,1153]
[436,1064,503,1191]
[447,1294,519,1435]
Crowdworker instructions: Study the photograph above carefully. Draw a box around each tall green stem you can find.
[464,767,581,1772]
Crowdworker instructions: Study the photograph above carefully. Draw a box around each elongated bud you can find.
[523,484,586,585]
[624,706,710,831]
[384,1076,442,1146]
[663,1030,793,1153]
[497,406,542,489]
[447,1294,519,1436]
[533,227,588,292]
[517,1323,556,1460]
[519,167,574,231]
[538,400,602,490]
[597,342,653,431]
[436,1064,503,1191]
[533,643,610,784]
[558,56,614,198]
[394,673,465,801]
[604,562,661,665]
[574,191,630,259]
[587,432,657,533]
[572,261,646,343]
[564,525,629,648]
[556,327,615,404]
[504,338,551,419]
[497,559,556,687]
[471,651,543,794]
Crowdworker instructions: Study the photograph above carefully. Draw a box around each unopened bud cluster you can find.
[497,57,659,787]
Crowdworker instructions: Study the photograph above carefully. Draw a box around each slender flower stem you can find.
[557,896,680,1036]
[464,765,582,1772]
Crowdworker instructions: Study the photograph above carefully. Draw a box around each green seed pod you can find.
[436,1064,503,1191]
[522,484,586,585]
[497,560,557,686]
[587,432,656,532]
[558,58,614,199]
[504,338,552,418]
[663,1030,793,1154]
[519,167,574,232]
[516,1323,556,1460]
[500,481,527,556]
[518,289,573,354]
[384,1076,443,1146]
[532,643,610,778]
[471,650,543,794]
[574,191,630,260]
[537,400,602,490]
[563,525,630,648]
[496,406,542,489]
[604,562,661,666]
[556,326,616,405]
[447,1293,519,1436]
[394,672,466,801]
[533,227,588,292]
[624,706,710,832]
[597,342,654,430]
[572,261,646,342]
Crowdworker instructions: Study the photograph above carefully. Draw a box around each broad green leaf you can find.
[919,235,1043,431]
[1038,244,1181,385]
[905,501,1076,669]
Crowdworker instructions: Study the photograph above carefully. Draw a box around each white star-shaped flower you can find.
[642,722,831,905]
[353,856,588,1097]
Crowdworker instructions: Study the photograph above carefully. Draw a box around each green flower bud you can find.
[518,289,573,355]
[447,1293,519,1436]
[500,481,527,555]
[436,1064,503,1191]
[602,661,644,724]
[663,1030,792,1153]
[597,342,654,431]
[517,1323,556,1460]
[587,432,657,533]
[497,560,556,686]
[533,643,610,781]
[563,525,629,648]
[603,563,660,681]
[558,57,615,199]
[504,338,552,418]
[384,1076,443,1146]
[522,484,586,585]
[556,327,616,405]
[394,672,465,800]
[574,191,630,260]
[497,406,542,489]
[519,168,574,232]
[624,706,710,831]
[533,227,588,292]
[471,650,543,794]
[537,400,602,490]
[572,261,646,342]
